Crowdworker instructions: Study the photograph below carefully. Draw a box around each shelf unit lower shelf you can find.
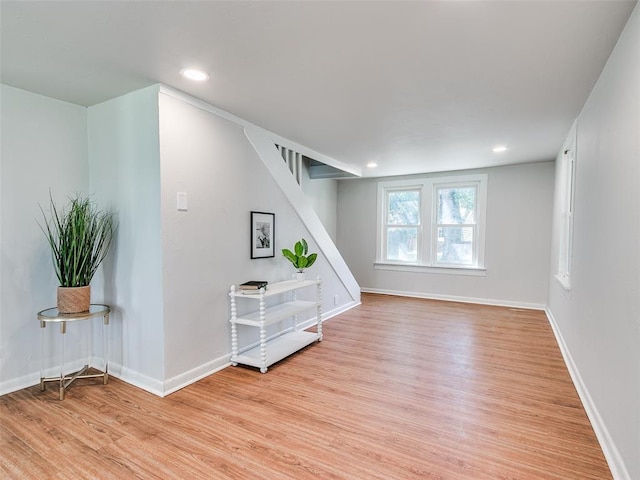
[231,330,320,372]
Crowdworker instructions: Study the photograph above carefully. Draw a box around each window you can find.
[434,184,478,266]
[384,188,421,262]
[556,127,576,290]
[377,174,487,273]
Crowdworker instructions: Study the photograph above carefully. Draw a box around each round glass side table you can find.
[37,304,110,400]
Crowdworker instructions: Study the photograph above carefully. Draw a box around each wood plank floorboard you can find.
[0,293,611,479]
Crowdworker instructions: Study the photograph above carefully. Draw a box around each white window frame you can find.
[381,186,423,264]
[376,174,487,275]
[432,181,483,268]
[555,125,577,291]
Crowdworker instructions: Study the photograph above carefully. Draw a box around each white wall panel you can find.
[0,85,88,393]
[301,165,338,242]
[547,6,639,478]
[158,92,355,382]
[88,85,164,391]
[337,162,554,307]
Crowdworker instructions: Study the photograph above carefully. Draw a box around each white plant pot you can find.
[295,272,306,282]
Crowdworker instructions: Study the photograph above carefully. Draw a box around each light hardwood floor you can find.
[1,294,611,479]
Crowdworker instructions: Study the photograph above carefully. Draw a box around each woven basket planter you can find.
[57,286,91,313]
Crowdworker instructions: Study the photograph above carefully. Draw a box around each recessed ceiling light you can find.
[180,68,209,81]
[492,145,508,153]
[366,162,378,168]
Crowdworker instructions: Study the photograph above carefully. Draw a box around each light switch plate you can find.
[177,192,188,211]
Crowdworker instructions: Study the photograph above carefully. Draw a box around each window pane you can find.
[387,227,418,262]
[387,190,420,225]
[437,227,473,264]
[437,187,476,224]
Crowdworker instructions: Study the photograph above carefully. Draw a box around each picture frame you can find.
[250,211,275,259]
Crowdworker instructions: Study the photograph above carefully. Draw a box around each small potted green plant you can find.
[40,194,115,313]
[282,238,317,281]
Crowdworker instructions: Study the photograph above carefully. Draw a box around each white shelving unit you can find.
[229,278,322,373]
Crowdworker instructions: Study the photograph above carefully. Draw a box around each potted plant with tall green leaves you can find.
[282,238,317,281]
[40,194,115,313]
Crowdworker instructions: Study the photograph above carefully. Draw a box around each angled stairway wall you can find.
[245,127,361,305]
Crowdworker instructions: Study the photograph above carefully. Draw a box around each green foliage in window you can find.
[437,186,476,264]
[387,190,420,225]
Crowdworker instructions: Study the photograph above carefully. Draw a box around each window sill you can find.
[374,262,486,277]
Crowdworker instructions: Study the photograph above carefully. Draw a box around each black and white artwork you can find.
[250,211,275,258]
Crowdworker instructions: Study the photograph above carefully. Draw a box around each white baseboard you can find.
[326,300,362,319]
[162,355,231,397]
[361,287,546,310]
[110,302,360,396]
[0,303,361,399]
[267,300,358,333]
[107,363,164,397]
[160,302,361,395]
[0,373,41,397]
[545,308,629,480]
[0,356,163,399]
[102,360,230,398]
[1,358,104,397]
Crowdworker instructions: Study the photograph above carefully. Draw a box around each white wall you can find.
[337,162,555,307]
[0,85,88,394]
[87,85,165,393]
[158,92,354,388]
[301,166,338,242]
[159,92,253,383]
[0,81,356,397]
[547,5,639,479]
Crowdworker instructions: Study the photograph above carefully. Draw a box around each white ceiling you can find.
[1,1,636,177]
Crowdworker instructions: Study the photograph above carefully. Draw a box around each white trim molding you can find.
[361,288,545,310]
[107,363,165,397]
[545,308,630,480]
[374,262,486,276]
[0,373,42,397]
[163,356,231,397]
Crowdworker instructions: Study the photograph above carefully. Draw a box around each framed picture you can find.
[250,211,275,258]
